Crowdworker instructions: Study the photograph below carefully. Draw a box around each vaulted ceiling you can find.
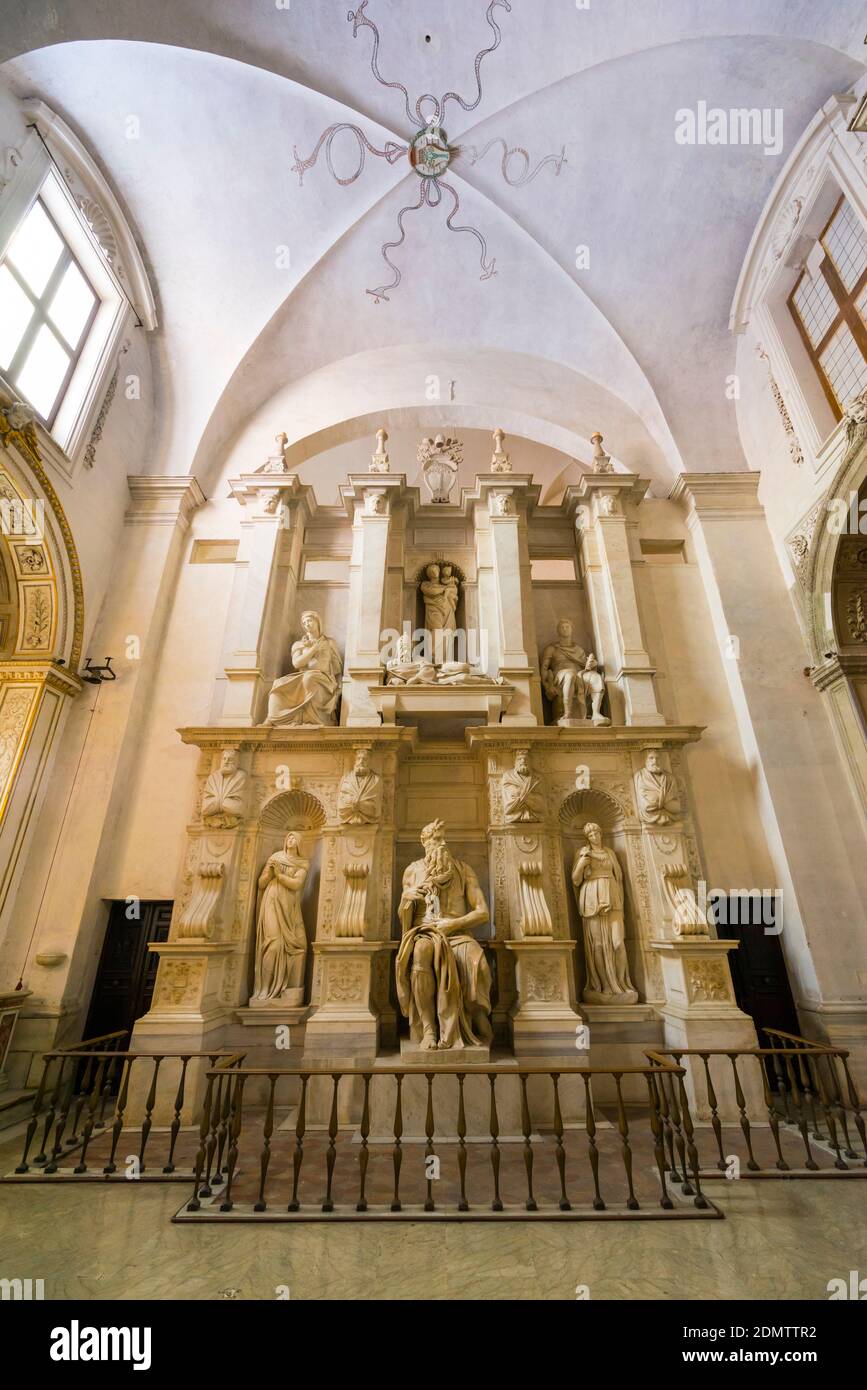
[1,1,865,496]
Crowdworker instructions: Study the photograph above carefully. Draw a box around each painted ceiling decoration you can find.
[292,0,566,302]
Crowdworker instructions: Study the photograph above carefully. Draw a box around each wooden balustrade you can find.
[180,1062,716,1222]
[9,1049,245,1180]
[646,1044,867,1179]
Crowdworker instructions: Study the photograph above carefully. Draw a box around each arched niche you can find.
[557,787,645,1002]
[249,788,327,1001]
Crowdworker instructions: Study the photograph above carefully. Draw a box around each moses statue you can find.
[250,832,309,1004]
[395,819,492,1050]
[571,822,637,1005]
[264,610,342,726]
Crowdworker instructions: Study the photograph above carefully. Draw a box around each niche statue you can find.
[395,819,492,1050]
[264,610,342,727]
[571,823,637,1005]
[250,832,309,1005]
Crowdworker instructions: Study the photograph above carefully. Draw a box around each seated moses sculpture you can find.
[395,819,493,1050]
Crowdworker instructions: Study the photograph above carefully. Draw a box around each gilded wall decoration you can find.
[0,685,37,811]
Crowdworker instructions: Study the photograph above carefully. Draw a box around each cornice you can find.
[125,475,206,527]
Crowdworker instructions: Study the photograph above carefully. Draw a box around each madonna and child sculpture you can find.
[395,819,493,1050]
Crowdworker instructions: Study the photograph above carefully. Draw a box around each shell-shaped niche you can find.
[558,787,625,834]
[259,788,327,831]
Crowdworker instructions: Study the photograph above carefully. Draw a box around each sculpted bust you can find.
[502,747,544,823]
[634,750,680,825]
[337,747,382,825]
[201,748,247,828]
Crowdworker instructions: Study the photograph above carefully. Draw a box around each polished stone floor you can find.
[1,1126,865,1299]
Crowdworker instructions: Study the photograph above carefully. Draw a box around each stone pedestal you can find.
[399,1038,491,1063]
[304,941,387,1058]
[652,937,763,1120]
[506,940,585,1056]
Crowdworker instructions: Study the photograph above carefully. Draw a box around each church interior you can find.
[0,1,866,1311]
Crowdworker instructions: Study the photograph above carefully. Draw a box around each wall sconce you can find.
[81,656,117,685]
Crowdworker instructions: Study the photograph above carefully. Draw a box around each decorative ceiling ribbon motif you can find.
[292,0,566,301]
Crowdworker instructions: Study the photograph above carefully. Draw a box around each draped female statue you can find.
[250,832,309,1004]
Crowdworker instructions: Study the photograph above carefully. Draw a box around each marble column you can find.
[568,474,664,725]
[472,476,542,724]
[339,476,406,726]
[221,472,311,726]
[672,472,867,1078]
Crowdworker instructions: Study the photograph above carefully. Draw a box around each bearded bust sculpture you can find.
[201,748,248,829]
[395,819,492,1050]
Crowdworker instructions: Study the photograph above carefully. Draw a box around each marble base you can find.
[247,987,304,1009]
[400,1038,491,1064]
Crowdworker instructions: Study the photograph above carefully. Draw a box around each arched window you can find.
[788,196,867,419]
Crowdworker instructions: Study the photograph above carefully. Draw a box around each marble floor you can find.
[1,1127,865,1299]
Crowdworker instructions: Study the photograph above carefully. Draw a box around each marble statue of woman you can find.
[250,832,309,1005]
[571,822,637,1005]
[395,819,492,1050]
[264,610,342,726]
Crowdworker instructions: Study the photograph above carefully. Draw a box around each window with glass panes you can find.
[0,198,99,427]
[788,196,867,420]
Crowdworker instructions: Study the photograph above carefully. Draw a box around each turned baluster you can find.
[357,1073,371,1212]
[804,1053,848,1170]
[519,1073,537,1212]
[839,1056,867,1164]
[390,1074,404,1212]
[794,1047,822,1140]
[104,1058,133,1175]
[43,1063,77,1173]
[783,1052,819,1170]
[36,1057,68,1167]
[424,1073,437,1212]
[97,1050,120,1127]
[756,1054,788,1172]
[676,1071,709,1208]
[187,1068,216,1210]
[700,1054,725,1171]
[322,1073,341,1212]
[614,1073,638,1210]
[15,1062,51,1173]
[819,1053,857,1160]
[456,1073,469,1212]
[200,1071,225,1196]
[218,1074,247,1212]
[771,1049,795,1124]
[644,1071,673,1209]
[654,1068,679,1183]
[254,1074,277,1211]
[69,1053,98,1143]
[551,1074,571,1211]
[728,1053,759,1171]
[163,1056,190,1173]
[488,1073,503,1212]
[213,1068,234,1185]
[73,1058,107,1174]
[288,1074,308,1212]
[138,1056,164,1171]
[665,1065,692,1194]
[582,1074,605,1210]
